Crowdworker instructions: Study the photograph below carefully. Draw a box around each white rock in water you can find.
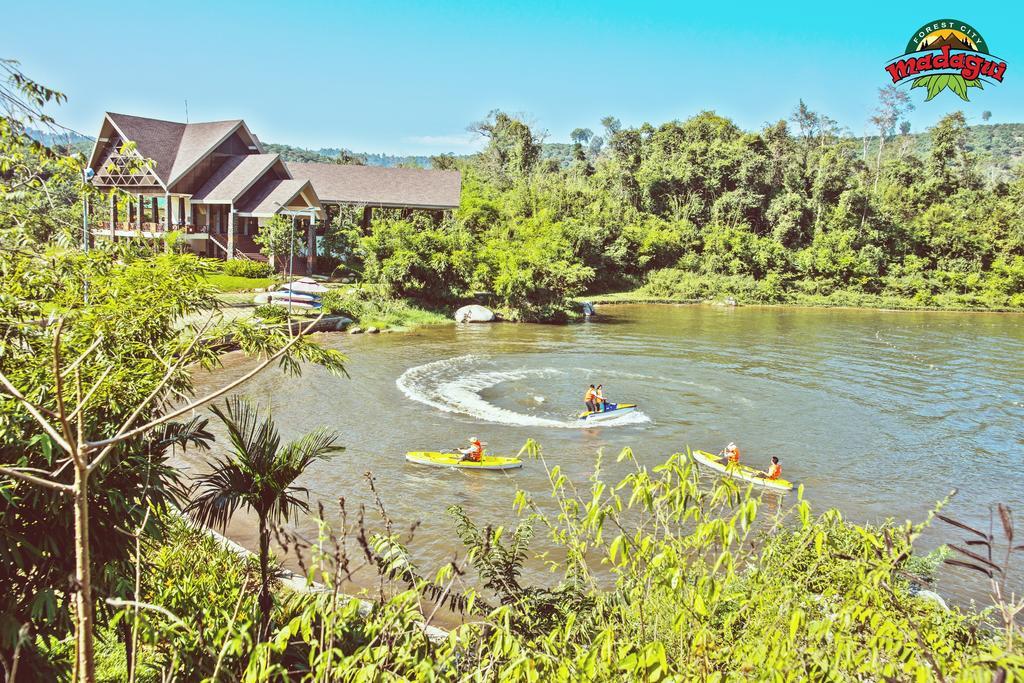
[366,326,380,334]
[914,589,949,612]
[454,305,496,323]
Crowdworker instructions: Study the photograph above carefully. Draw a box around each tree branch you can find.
[86,314,324,474]
[83,316,216,475]
[0,464,73,492]
[60,333,105,378]
[0,370,74,454]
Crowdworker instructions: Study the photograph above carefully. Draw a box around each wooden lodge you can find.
[87,113,461,273]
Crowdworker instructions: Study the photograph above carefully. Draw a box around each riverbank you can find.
[580,289,1024,313]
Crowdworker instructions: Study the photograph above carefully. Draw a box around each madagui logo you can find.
[884,20,1007,101]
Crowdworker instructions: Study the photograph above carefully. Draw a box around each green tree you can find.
[186,396,342,639]
[471,110,543,188]
[252,215,300,274]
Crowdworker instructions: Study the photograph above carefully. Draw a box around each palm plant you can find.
[186,396,342,638]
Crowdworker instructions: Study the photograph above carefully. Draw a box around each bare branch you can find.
[68,365,112,422]
[0,369,74,454]
[86,314,325,474]
[51,320,78,459]
[0,464,73,492]
[60,333,105,378]
[82,316,215,474]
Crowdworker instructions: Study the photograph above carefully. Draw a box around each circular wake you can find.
[396,355,651,428]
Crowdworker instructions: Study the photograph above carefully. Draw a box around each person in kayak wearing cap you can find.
[584,385,598,413]
[720,442,740,464]
[756,456,782,480]
[460,437,486,463]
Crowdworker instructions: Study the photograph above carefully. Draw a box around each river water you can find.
[184,304,1024,608]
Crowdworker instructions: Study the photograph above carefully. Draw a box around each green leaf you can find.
[911,75,931,90]
[965,78,983,90]
[926,74,950,101]
[948,75,970,101]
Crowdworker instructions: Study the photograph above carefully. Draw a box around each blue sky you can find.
[5,1,1021,154]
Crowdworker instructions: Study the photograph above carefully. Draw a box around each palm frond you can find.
[185,455,255,531]
[210,396,281,472]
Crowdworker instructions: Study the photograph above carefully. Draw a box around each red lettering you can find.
[962,54,983,80]
[885,59,917,82]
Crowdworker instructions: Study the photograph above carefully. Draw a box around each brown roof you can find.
[106,113,185,186]
[192,154,281,202]
[236,179,319,216]
[103,113,242,188]
[286,162,461,209]
[167,120,243,184]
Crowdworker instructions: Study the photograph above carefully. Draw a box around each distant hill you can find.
[262,142,433,168]
[863,122,1024,178]
[27,128,93,155]
[29,122,1024,177]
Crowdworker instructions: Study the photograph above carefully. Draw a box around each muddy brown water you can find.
[181,304,1024,613]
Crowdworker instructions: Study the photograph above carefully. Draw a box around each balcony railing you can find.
[94,222,212,234]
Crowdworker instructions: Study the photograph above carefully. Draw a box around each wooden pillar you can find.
[361,206,372,234]
[227,205,235,260]
[151,197,158,224]
[136,195,143,231]
[306,214,316,275]
[108,190,117,241]
[164,194,171,231]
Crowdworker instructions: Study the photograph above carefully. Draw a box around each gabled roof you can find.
[191,154,282,203]
[90,113,253,189]
[167,119,245,185]
[286,163,461,209]
[100,113,185,187]
[236,179,319,217]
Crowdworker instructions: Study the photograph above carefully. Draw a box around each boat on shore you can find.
[692,449,793,491]
[577,402,637,422]
[405,451,523,470]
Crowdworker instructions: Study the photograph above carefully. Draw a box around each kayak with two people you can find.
[693,445,792,491]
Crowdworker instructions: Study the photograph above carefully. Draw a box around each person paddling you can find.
[584,385,597,413]
[756,456,782,480]
[460,437,485,463]
[720,442,740,465]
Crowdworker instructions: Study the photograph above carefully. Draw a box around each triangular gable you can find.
[89,115,165,189]
[105,113,185,186]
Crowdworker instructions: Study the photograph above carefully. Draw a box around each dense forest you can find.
[321,103,1022,320]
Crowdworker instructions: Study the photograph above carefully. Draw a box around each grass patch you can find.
[203,272,274,292]
[359,303,450,330]
[321,288,451,330]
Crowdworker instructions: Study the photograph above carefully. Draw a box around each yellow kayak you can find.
[692,450,793,491]
[405,451,523,470]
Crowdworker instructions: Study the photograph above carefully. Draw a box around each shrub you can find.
[223,259,273,278]
[254,303,288,323]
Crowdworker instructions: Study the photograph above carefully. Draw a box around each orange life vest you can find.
[726,447,740,464]
[767,462,781,480]
[467,443,484,462]
[584,388,596,401]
